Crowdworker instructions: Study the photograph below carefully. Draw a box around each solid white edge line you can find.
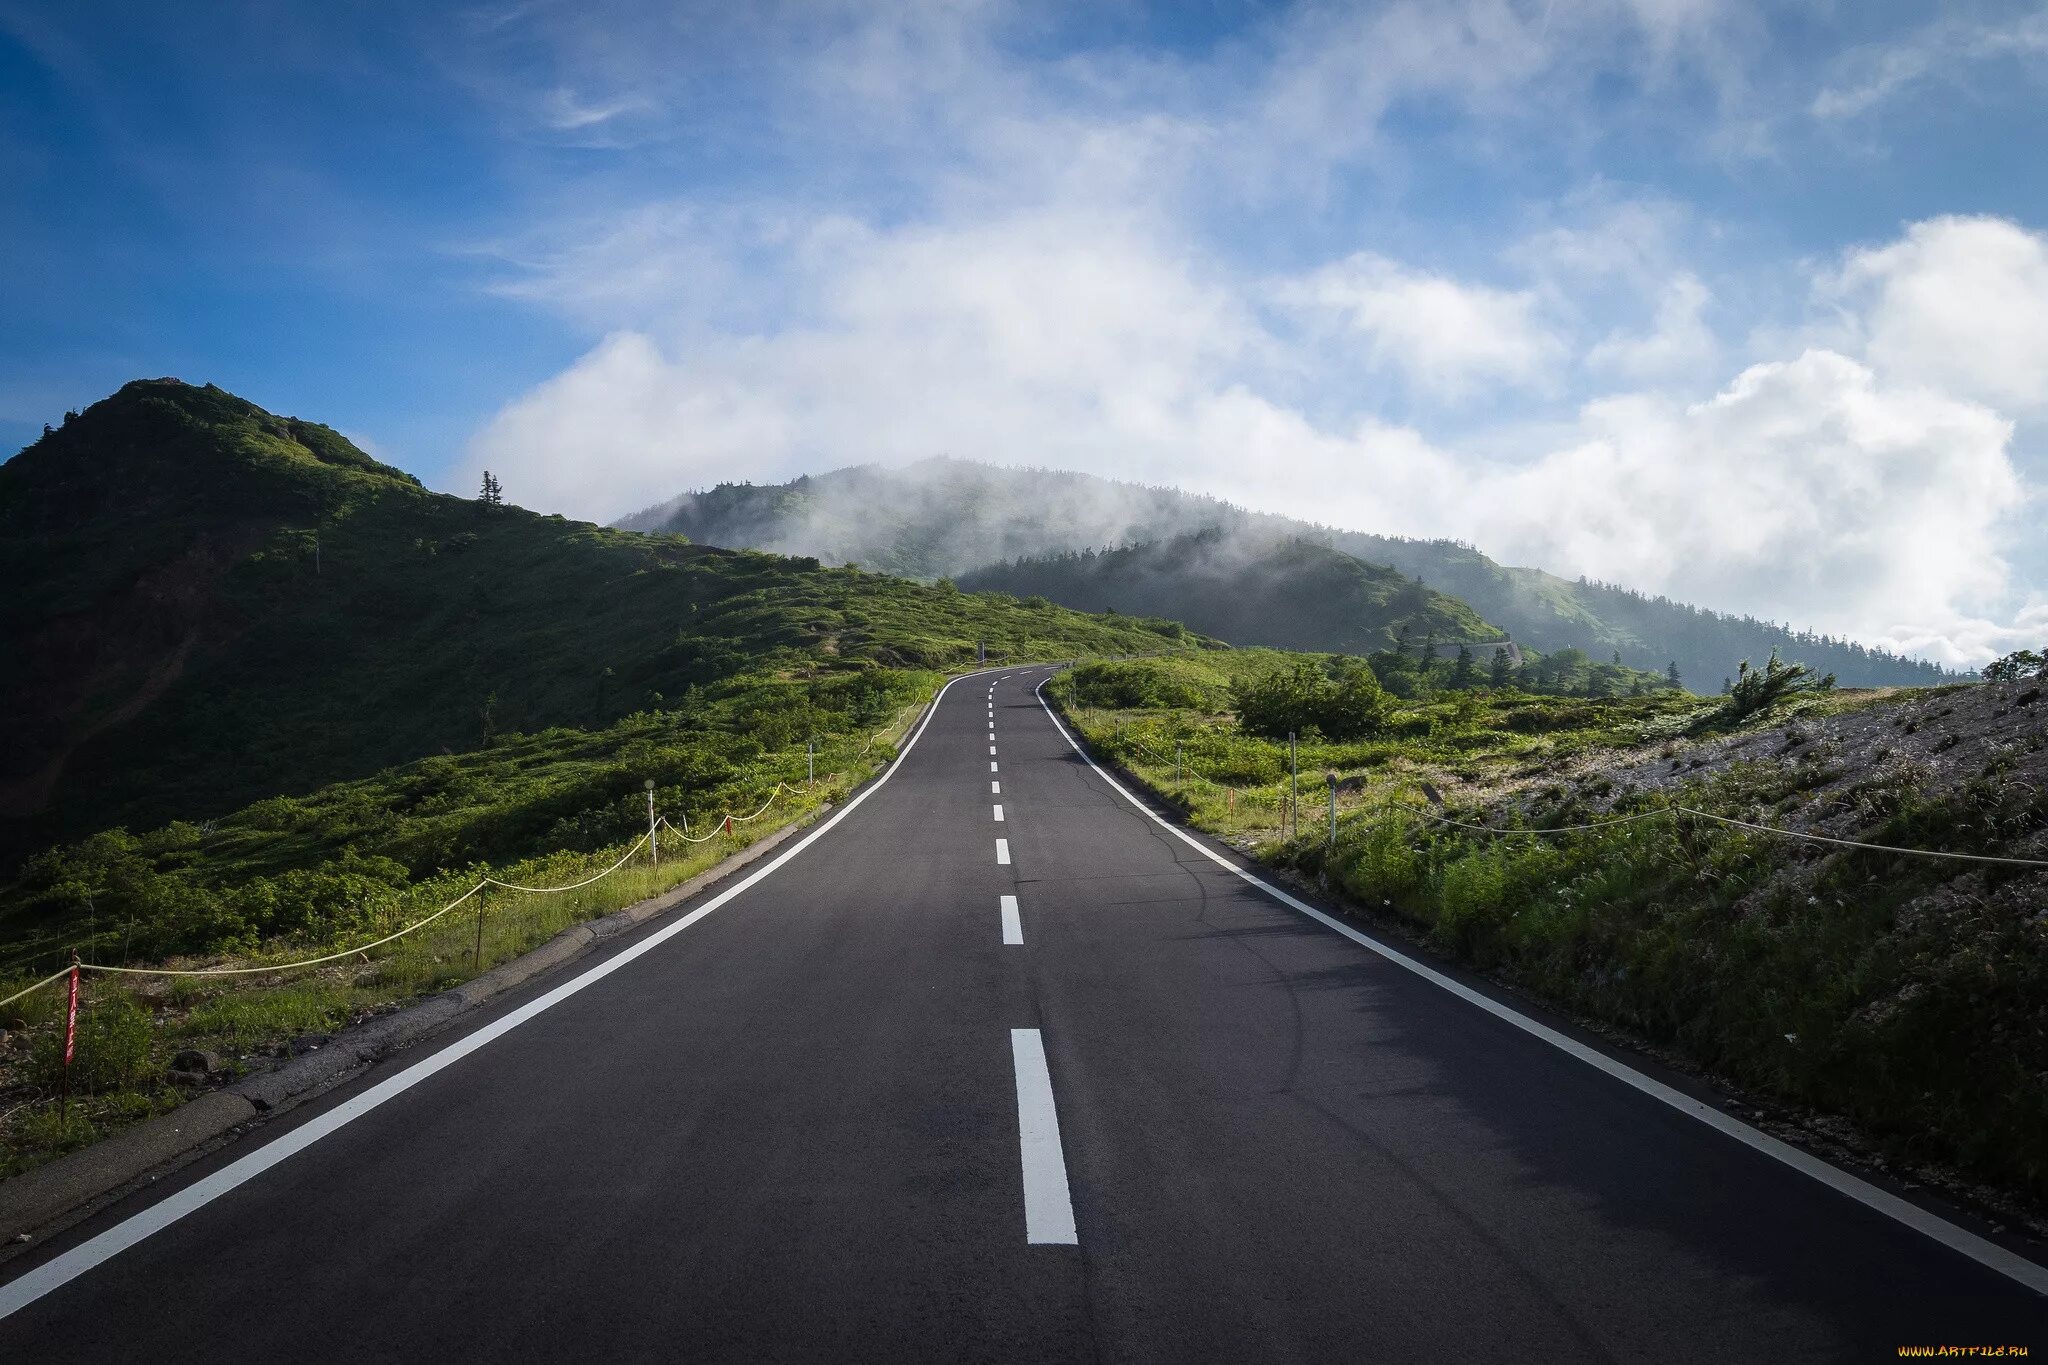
[0,665,1014,1323]
[1010,1028,1078,1245]
[1000,894,1023,946]
[1030,680,2048,1296]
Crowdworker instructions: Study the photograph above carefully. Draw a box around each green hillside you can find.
[957,531,1500,656]
[0,382,1201,864]
[622,459,1958,690]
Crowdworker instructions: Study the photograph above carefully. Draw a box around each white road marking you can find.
[1010,1029,1078,1245]
[991,781,1001,794]
[993,804,1005,822]
[991,761,999,773]
[1031,681,2048,1297]
[1001,894,1023,945]
[996,838,1011,865]
[0,665,1015,1324]
[989,745,997,756]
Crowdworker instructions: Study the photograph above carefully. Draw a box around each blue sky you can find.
[4,1,2046,664]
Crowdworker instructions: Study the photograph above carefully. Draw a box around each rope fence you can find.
[1,765,847,1011]
[1068,703,2048,872]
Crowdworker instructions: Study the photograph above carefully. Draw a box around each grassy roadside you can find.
[1047,655,2048,1209]
[0,672,947,1179]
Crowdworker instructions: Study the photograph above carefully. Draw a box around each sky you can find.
[3,1,2046,666]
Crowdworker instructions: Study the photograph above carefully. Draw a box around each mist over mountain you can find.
[622,458,1960,690]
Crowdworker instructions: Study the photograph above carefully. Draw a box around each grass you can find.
[1048,654,2048,1205]
[2,380,1209,865]
[0,675,942,1178]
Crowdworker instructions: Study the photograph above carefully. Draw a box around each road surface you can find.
[0,663,2041,1361]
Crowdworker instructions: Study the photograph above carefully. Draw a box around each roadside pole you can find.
[1328,774,1338,848]
[646,779,659,868]
[61,957,79,1121]
[1289,733,1299,838]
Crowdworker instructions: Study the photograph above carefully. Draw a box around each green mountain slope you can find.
[0,382,1199,863]
[622,458,1958,689]
[957,531,1501,656]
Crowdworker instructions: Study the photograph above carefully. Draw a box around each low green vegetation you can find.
[1,381,1202,864]
[958,530,1496,657]
[1050,652,2048,1204]
[0,668,938,1176]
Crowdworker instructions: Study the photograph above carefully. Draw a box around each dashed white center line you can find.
[1010,1029,1078,1246]
[996,838,1011,865]
[991,780,1001,794]
[990,761,999,773]
[993,804,1005,822]
[989,744,997,756]
[1000,894,1022,945]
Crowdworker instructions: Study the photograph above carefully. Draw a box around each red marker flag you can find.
[64,963,80,1066]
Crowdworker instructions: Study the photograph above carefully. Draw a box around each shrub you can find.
[1719,650,1834,722]
[1233,660,1389,740]
[1069,659,1223,711]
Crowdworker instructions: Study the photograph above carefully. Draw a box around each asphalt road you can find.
[0,663,2041,1361]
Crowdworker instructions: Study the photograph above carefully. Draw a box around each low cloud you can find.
[1276,253,1563,397]
[454,5,2046,667]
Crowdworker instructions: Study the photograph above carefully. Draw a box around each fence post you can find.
[1175,740,1183,783]
[1289,733,1298,838]
[646,779,658,868]
[807,739,815,788]
[61,956,79,1120]
[473,894,486,971]
[1328,775,1338,849]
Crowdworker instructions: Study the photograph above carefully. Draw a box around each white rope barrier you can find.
[1414,800,2048,868]
[0,687,946,1011]
[1072,700,2048,871]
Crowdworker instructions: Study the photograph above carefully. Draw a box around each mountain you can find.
[0,382,1200,864]
[957,530,1500,657]
[621,458,1960,689]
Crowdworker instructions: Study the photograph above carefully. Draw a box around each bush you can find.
[1233,660,1389,740]
[1068,659,1223,711]
[1719,650,1833,722]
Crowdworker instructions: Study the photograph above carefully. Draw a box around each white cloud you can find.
[1276,253,1563,397]
[1585,272,1716,381]
[1812,9,2048,120]
[1822,215,2048,414]
[454,5,2043,666]
[1465,350,2023,664]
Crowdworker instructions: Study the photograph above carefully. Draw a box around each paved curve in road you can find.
[0,664,2041,1361]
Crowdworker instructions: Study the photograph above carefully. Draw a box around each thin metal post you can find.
[807,739,815,788]
[646,779,658,868]
[473,896,486,971]
[1328,777,1338,848]
[1175,741,1183,783]
[1289,733,1298,838]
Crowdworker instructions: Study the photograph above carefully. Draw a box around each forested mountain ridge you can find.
[622,458,1959,690]
[0,382,1200,866]
[957,531,1500,658]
